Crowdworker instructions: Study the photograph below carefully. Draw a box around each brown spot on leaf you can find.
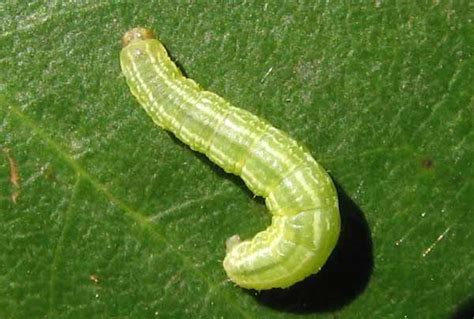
[3,148,21,203]
[421,158,434,170]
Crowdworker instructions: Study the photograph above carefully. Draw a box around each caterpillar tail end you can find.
[225,235,241,253]
[122,27,156,48]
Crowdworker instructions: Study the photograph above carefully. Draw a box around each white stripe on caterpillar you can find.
[120,27,340,290]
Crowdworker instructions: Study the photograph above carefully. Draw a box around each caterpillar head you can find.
[122,27,156,47]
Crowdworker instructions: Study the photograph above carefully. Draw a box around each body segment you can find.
[120,28,340,289]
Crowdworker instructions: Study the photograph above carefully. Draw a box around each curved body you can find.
[120,28,340,290]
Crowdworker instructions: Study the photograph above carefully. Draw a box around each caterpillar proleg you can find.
[120,27,340,290]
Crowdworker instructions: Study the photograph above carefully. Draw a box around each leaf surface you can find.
[1,2,472,318]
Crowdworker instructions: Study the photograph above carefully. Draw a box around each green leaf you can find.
[1,2,472,318]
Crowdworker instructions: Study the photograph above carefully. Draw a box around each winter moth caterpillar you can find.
[120,28,340,290]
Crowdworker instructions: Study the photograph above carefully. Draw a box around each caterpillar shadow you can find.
[451,297,474,319]
[250,181,373,313]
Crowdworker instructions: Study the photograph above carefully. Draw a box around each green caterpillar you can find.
[120,27,340,290]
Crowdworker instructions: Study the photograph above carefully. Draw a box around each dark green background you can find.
[1,1,472,318]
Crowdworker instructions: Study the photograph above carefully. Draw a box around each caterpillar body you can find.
[120,28,340,290]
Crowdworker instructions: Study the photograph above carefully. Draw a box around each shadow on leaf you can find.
[451,297,474,319]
